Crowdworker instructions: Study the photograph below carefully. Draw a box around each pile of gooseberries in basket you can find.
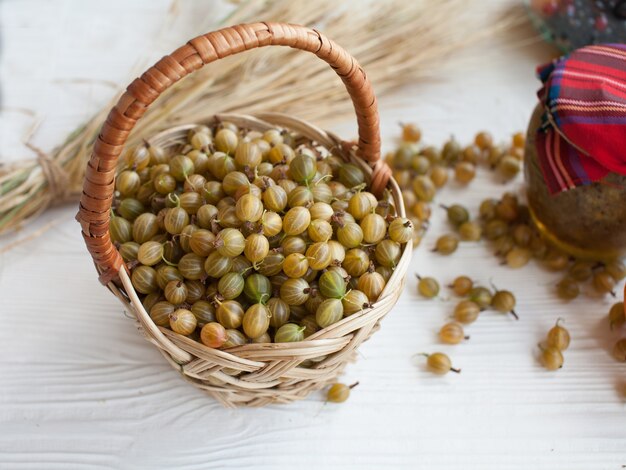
[110,122,411,349]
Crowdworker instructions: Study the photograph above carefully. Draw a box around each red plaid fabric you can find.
[535,44,626,194]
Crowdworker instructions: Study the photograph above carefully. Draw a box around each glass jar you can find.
[524,104,626,261]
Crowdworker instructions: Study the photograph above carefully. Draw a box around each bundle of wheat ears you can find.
[0,0,524,238]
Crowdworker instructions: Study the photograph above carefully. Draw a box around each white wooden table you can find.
[2,1,625,468]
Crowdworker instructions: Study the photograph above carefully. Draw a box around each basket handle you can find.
[77,22,389,285]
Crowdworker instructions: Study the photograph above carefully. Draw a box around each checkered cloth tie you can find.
[535,44,626,194]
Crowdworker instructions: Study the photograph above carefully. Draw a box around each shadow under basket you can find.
[77,22,411,407]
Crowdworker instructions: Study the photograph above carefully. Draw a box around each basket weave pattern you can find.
[77,23,410,406]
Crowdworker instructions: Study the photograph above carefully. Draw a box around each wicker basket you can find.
[77,22,411,407]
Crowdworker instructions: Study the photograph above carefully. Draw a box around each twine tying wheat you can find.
[27,143,72,203]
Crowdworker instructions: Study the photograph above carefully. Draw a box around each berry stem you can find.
[349,381,360,389]
[510,309,519,320]
[592,262,604,271]
[168,193,181,207]
[161,253,178,267]
[450,367,461,374]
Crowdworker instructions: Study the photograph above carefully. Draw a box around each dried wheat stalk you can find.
[0,0,523,235]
